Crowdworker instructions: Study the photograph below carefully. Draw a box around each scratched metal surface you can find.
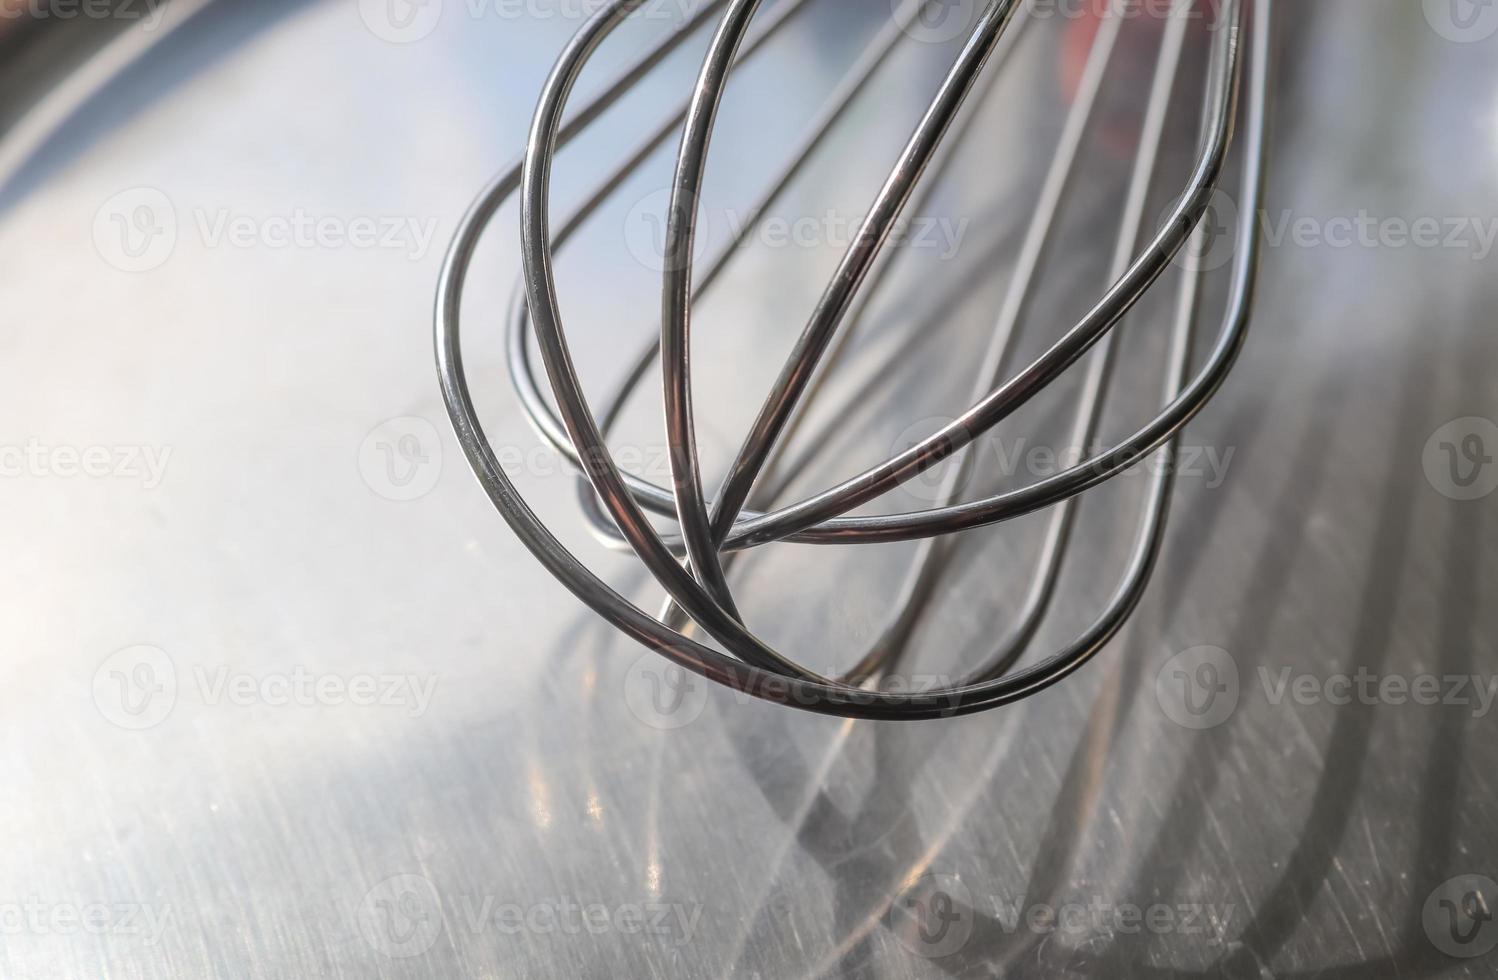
[2,0,1496,977]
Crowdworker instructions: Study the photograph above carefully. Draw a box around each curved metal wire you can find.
[434,0,1274,718]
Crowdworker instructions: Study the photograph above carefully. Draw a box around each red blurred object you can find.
[1059,1,1217,159]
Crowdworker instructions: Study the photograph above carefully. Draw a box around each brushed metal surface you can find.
[2,1,1496,977]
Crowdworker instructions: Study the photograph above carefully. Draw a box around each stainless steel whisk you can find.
[434,0,1273,719]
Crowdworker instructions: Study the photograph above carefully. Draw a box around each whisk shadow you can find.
[0,0,308,214]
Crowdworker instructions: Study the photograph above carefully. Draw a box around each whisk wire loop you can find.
[434,0,1273,717]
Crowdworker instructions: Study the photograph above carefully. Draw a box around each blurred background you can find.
[1,0,1496,976]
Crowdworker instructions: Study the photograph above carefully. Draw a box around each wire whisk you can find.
[435,0,1273,719]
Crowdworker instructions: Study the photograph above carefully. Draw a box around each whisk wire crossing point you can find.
[434,0,1274,719]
